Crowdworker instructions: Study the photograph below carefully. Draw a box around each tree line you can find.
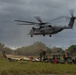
[0,42,76,56]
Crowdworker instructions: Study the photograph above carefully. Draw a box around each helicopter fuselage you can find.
[30,25,71,37]
[15,11,76,37]
[29,15,76,37]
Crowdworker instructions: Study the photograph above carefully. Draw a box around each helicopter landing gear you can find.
[49,34,51,37]
[43,33,45,36]
[31,35,33,37]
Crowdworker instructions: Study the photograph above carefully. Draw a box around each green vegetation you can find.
[1,42,64,56]
[0,42,76,56]
[15,42,50,56]
[0,57,76,75]
[68,45,76,56]
[0,42,76,75]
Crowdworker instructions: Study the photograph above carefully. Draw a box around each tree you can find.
[0,43,5,52]
[68,45,76,56]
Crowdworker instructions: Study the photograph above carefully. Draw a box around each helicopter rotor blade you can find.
[15,15,70,26]
[14,20,39,24]
[34,16,43,23]
[17,23,36,25]
[49,16,66,21]
[15,20,48,26]
[47,16,70,23]
[70,9,74,17]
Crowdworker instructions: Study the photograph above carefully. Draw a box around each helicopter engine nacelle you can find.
[32,27,36,31]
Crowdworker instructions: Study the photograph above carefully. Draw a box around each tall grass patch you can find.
[0,58,76,75]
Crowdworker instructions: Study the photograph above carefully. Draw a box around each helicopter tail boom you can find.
[68,17,76,28]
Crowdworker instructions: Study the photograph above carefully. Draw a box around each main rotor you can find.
[15,9,76,26]
[15,16,48,26]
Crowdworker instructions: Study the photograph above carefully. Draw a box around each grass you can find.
[0,57,76,75]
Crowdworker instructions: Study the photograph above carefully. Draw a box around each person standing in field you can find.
[39,49,46,61]
[2,50,7,59]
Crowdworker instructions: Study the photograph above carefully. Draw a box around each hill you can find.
[0,42,64,56]
[1,42,76,56]
[15,42,53,56]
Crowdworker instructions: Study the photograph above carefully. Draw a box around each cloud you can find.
[0,0,76,49]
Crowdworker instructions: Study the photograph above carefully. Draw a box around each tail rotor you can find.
[69,9,76,19]
[68,9,76,28]
[70,9,74,17]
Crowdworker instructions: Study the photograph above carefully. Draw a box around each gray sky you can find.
[0,0,76,49]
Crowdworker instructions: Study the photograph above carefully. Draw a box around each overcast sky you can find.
[0,0,76,50]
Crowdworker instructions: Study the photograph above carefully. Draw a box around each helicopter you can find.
[15,11,76,37]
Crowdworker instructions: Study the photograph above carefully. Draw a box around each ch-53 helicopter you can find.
[15,11,76,37]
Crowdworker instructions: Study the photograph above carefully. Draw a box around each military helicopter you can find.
[15,11,76,37]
